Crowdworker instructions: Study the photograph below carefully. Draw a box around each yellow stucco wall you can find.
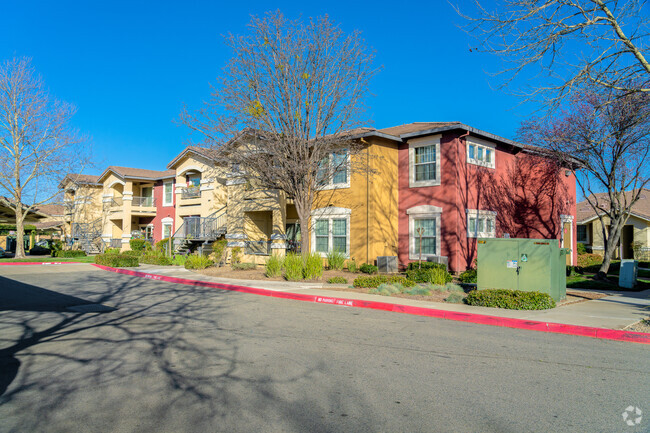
[583,215,649,259]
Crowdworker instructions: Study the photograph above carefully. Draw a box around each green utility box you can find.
[477,238,568,301]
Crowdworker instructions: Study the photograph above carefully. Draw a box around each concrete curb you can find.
[0,261,83,265]
[93,264,650,344]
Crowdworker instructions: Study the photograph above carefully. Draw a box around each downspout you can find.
[366,144,370,264]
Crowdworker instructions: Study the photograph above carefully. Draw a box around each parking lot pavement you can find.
[1,264,648,433]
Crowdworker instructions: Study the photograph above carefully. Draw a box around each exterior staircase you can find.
[173,208,227,255]
[71,218,103,254]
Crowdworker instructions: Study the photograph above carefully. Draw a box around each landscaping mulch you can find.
[625,319,650,333]
[198,266,354,283]
[323,285,464,304]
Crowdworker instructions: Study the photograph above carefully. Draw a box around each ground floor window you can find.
[577,224,588,243]
[162,220,173,239]
[311,207,351,257]
[408,205,442,260]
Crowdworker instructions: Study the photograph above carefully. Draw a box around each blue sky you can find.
[2,0,535,174]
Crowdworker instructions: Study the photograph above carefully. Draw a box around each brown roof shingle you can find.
[107,166,176,180]
[35,204,65,216]
[577,189,650,222]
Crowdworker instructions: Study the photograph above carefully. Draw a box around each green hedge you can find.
[55,250,87,258]
[353,275,416,288]
[406,267,453,284]
[359,263,378,274]
[140,252,172,266]
[406,262,447,271]
[327,276,348,284]
[129,239,147,251]
[95,253,140,267]
[185,254,213,270]
[458,268,477,283]
[465,289,556,310]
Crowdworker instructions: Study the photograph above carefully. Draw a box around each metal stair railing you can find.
[172,207,227,252]
[71,218,103,253]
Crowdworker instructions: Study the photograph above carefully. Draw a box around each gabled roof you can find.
[98,166,176,182]
[35,204,66,217]
[577,189,650,223]
[0,197,49,223]
[167,146,220,169]
[59,173,102,189]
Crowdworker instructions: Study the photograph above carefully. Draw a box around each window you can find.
[413,218,436,255]
[409,135,441,187]
[311,207,351,257]
[163,181,173,207]
[318,151,349,189]
[467,210,496,238]
[162,223,172,238]
[407,205,442,260]
[466,137,496,169]
[577,224,588,243]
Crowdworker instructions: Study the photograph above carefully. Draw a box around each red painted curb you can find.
[92,264,650,345]
[0,261,82,266]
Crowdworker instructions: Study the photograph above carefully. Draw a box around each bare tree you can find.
[181,11,377,255]
[519,87,650,277]
[459,0,650,107]
[0,57,90,258]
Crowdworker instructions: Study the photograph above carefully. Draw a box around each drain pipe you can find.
[457,131,470,272]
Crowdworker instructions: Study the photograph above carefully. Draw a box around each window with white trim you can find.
[163,181,174,206]
[317,151,349,189]
[409,135,441,187]
[466,137,496,169]
[467,210,496,238]
[311,207,351,257]
[407,205,442,260]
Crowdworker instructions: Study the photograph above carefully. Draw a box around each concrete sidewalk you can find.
[136,265,650,331]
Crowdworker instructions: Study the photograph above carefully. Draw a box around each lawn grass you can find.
[567,273,650,291]
[0,255,96,263]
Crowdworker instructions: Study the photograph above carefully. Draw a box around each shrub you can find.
[231,246,242,264]
[369,283,403,296]
[458,268,477,284]
[465,289,556,310]
[284,253,303,281]
[129,239,147,251]
[327,276,348,284]
[105,248,120,255]
[49,240,63,253]
[55,250,87,258]
[140,252,172,266]
[406,267,452,285]
[211,240,228,266]
[95,253,139,267]
[122,250,142,257]
[29,246,50,255]
[353,275,416,288]
[445,292,465,304]
[171,254,187,267]
[577,253,602,268]
[184,254,213,270]
[388,275,416,287]
[406,262,447,271]
[303,252,324,280]
[576,243,587,255]
[265,254,283,277]
[445,282,465,293]
[232,262,256,270]
[346,259,359,273]
[406,286,432,296]
[155,238,170,253]
[360,263,378,274]
[326,251,346,270]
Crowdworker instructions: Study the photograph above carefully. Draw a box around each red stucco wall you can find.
[398,131,577,272]
[151,178,175,243]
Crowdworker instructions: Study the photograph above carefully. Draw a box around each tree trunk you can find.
[15,206,26,259]
[596,216,624,280]
[293,194,312,259]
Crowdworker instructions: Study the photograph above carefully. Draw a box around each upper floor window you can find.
[467,209,496,238]
[317,151,350,190]
[163,181,174,207]
[409,135,441,187]
[466,137,496,169]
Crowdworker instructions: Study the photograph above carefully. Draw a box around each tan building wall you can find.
[62,180,103,238]
[580,214,650,259]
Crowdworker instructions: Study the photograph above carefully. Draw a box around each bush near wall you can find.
[140,252,172,266]
[458,268,477,283]
[129,239,147,251]
[155,238,170,253]
[576,253,603,268]
[55,250,87,258]
[185,254,213,270]
[406,262,447,271]
[353,275,416,288]
[359,263,378,274]
[406,267,453,285]
[465,289,556,310]
[95,253,140,267]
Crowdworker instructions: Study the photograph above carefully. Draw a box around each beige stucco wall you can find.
[582,215,649,259]
[62,180,104,238]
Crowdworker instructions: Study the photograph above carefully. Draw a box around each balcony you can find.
[132,196,156,207]
[104,197,123,210]
[181,186,201,199]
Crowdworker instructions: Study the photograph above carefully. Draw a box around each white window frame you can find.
[408,135,441,188]
[466,137,496,169]
[407,205,442,260]
[161,217,174,239]
[310,207,351,257]
[163,181,174,207]
[318,151,351,190]
[466,209,497,238]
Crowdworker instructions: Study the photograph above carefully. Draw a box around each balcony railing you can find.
[181,186,201,199]
[103,197,123,209]
[109,238,122,249]
[245,240,272,256]
[132,196,156,207]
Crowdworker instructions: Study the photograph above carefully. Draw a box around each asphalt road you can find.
[0,264,648,433]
